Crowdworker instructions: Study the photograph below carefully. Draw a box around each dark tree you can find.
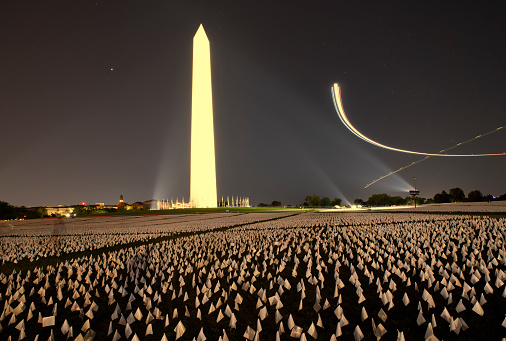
[367,194,392,206]
[320,197,331,207]
[353,198,365,206]
[306,195,321,207]
[366,194,407,207]
[271,201,282,207]
[0,201,16,220]
[72,205,90,216]
[433,190,451,203]
[411,197,426,205]
[391,196,407,206]
[36,207,48,218]
[449,187,465,202]
[330,197,342,206]
[17,206,40,219]
[467,190,484,202]
[257,203,270,207]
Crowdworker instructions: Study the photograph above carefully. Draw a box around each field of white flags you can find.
[394,201,506,213]
[1,211,506,340]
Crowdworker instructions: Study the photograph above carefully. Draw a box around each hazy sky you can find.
[1,0,505,207]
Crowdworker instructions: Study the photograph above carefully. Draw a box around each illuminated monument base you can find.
[155,198,188,210]
[153,196,250,209]
[219,196,250,207]
[190,24,217,208]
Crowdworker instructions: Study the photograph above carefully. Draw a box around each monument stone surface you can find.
[190,24,217,208]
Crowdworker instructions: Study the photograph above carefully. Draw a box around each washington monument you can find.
[190,24,217,208]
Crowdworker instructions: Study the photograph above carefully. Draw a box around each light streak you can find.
[364,126,505,188]
[331,83,505,157]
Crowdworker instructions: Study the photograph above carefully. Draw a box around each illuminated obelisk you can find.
[190,24,217,208]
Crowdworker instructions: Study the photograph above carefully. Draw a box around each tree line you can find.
[303,195,342,207]
[354,187,504,207]
[3,186,504,220]
[431,187,501,204]
[0,201,48,220]
[290,187,505,208]
[257,195,343,208]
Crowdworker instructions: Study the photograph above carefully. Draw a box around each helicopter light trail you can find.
[330,83,505,188]
[331,83,505,158]
[364,126,505,188]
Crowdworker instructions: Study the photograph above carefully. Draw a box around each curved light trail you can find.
[364,125,506,188]
[331,83,505,157]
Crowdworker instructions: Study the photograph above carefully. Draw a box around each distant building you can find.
[45,206,74,217]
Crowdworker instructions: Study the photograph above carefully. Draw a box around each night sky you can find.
[1,1,505,207]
